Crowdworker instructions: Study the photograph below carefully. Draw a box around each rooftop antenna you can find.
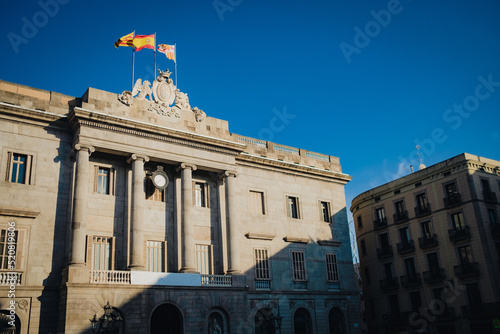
[416,145,426,170]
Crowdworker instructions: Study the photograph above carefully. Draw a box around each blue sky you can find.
[1,0,500,252]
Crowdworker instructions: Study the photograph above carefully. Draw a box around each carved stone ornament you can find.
[250,300,256,309]
[118,69,207,122]
[18,299,28,310]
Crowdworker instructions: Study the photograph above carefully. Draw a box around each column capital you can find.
[176,163,197,172]
[127,153,150,164]
[219,170,238,180]
[74,143,95,154]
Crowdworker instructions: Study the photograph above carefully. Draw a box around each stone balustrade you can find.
[0,271,22,285]
[201,274,232,287]
[90,270,131,284]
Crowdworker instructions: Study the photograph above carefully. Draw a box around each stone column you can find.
[69,144,94,266]
[177,163,197,273]
[128,154,149,271]
[222,170,241,275]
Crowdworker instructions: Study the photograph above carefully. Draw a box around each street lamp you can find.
[89,301,123,334]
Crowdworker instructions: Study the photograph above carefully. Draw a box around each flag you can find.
[158,44,176,62]
[133,34,155,51]
[114,32,134,48]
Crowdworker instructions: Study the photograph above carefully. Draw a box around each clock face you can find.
[154,174,167,187]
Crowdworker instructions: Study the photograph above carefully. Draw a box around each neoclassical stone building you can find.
[0,77,360,333]
[351,154,500,334]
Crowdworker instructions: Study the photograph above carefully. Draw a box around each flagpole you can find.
[154,32,157,78]
[175,43,177,87]
[132,30,135,91]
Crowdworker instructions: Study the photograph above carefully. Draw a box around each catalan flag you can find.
[158,44,176,62]
[133,34,155,52]
[114,32,134,48]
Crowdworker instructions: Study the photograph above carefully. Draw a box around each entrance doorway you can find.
[151,304,183,334]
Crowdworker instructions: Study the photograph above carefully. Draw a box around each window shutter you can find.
[192,181,196,205]
[110,168,116,196]
[5,152,12,181]
[144,240,148,271]
[86,235,92,268]
[93,166,98,193]
[26,154,33,185]
[205,183,210,208]
[110,237,116,270]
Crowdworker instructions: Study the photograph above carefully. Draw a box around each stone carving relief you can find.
[118,69,206,122]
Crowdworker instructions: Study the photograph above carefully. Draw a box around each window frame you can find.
[195,243,213,274]
[286,195,301,219]
[93,165,115,195]
[291,250,307,281]
[5,151,34,185]
[146,240,166,272]
[325,253,339,282]
[450,211,465,230]
[193,181,209,208]
[86,235,115,270]
[319,200,331,223]
[253,247,270,280]
[249,190,266,215]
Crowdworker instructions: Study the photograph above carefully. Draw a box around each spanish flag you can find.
[114,32,134,48]
[133,34,155,52]
[158,44,176,62]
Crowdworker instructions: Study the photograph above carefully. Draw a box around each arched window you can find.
[151,303,183,334]
[293,308,312,334]
[254,308,275,334]
[329,307,346,334]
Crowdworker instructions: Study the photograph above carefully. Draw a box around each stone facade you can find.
[351,154,500,334]
[0,78,360,333]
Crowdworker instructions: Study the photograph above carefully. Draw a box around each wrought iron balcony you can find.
[454,262,479,279]
[379,277,399,291]
[448,225,471,243]
[397,240,415,255]
[483,190,498,203]
[376,245,394,259]
[373,217,388,230]
[423,268,446,284]
[400,273,422,288]
[393,210,409,224]
[444,193,462,208]
[418,234,439,249]
[414,203,431,217]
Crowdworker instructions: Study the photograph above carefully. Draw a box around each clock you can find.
[151,167,169,190]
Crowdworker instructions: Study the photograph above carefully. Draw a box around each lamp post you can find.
[89,301,123,334]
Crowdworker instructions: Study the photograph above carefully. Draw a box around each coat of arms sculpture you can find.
[118,69,206,122]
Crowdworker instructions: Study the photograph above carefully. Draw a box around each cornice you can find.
[0,207,40,219]
[0,101,67,125]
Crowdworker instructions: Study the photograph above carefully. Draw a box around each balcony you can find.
[379,277,399,291]
[483,190,498,204]
[293,281,308,291]
[201,274,232,287]
[423,268,446,284]
[0,271,22,285]
[444,193,462,208]
[448,226,471,243]
[418,234,439,249]
[492,223,500,239]
[255,280,271,290]
[454,262,479,279]
[397,240,415,255]
[414,203,431,217]
[400,273,422,288]
[373,217,388,230]
[376,245,394,259]
[393,211,409,224]
[90,270,131,284]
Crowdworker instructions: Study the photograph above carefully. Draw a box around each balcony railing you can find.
[293,281,308,291]
[327,282,340,291]
[0,271,22,285]
[255,280,271,290]
[448,226,471,243]
[400,273,422,288]
[380,277,399,291]
[201,274,232,287]
[423,268,446,284]
[397,240,415,255]
[414,203,431,217]
[90,270,131,284]
[483,190,498,203]
[373,217,388,230]
[444,193,462,208]
[418,234,439,249]
[376,245,394,259]
[393,211,409,224]
[454,262,479,279]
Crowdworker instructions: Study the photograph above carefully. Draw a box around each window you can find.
[291,250,306,281]
[394,200,404,215]
[458,245,472,265]
[404,258,417,277]
[388,295,400,316]
[384,262,395,279]
[287,196,300,219]
[488,208,497,225]
[445,182,458,197]
[325,253,339,282]
[375,207,386,222]
[249,190,265,215]
[451,212,465,230]
[194,182,209,207]
[146,240,165,272]
[421,221,433,239]
[409,291,422,312]
[88,236,114,270]
[146,178,165,202]
[254,248,270,280]
[364,267,371,286]
[416,193,427,209]
[399,227,411,244]
[466,283,482,309]
[379,233,390,248]
[6,152,32,184]
[360,239,367,256]
[427,252,440,273]
[357,216,363,229]
[320,201,331,222]
[195,244,213,274]
[94,166,115,195]
[0,229,18,269]
[481,179,491,193]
